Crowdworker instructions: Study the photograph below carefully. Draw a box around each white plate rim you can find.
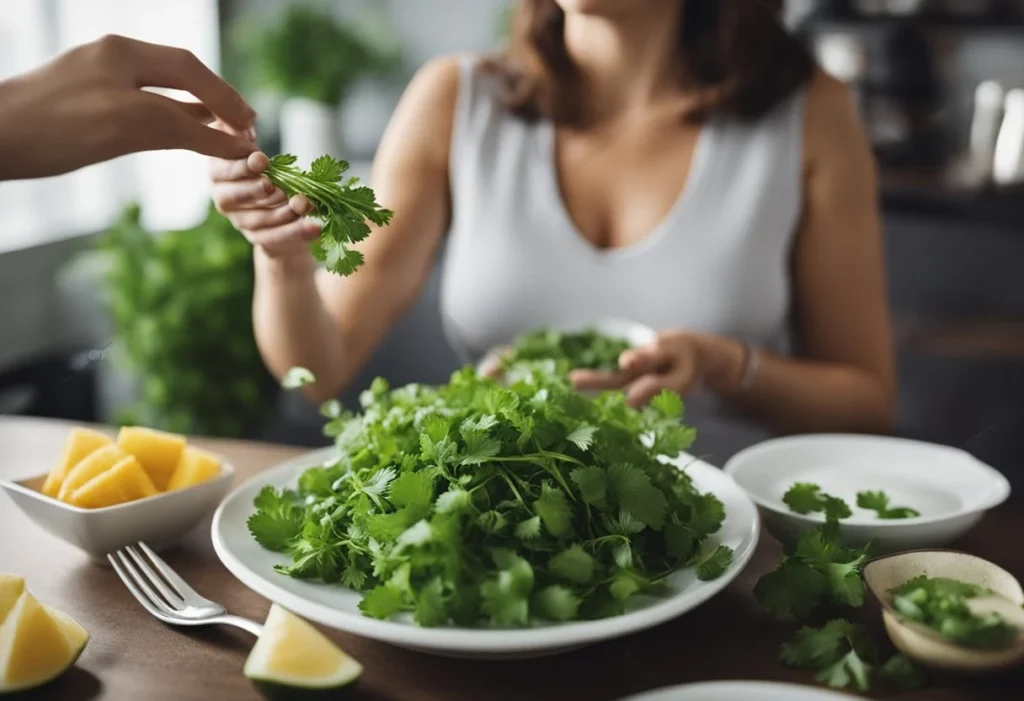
[723,433,1011,527]
[212,446,760,654]
[617,680,863,701]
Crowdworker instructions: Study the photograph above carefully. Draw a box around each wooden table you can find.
[2,416,1022,701]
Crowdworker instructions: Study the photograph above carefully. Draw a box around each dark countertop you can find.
[881,171,1024,230]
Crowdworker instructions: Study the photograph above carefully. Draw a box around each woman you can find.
[210,0,895,460]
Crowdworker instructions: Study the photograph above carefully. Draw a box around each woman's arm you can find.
[211,57,461,402]
[575,73,896,435]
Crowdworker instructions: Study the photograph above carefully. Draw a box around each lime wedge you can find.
[245,604,362,698]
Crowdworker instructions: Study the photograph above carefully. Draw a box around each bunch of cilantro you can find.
[503,328,632,375]
[249,366,732,627]
[264,153,393,276]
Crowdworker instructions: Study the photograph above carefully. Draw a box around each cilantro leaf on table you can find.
[251,361,721,628]
[755,526,874,620]
[263,153,393,276]
[695,545,734,581]
[247,486,302,551]
[856,490,920,520]
[754,560,828,620]
[878,654,928,690]
[782,483,851,521]
[781,619,877,692]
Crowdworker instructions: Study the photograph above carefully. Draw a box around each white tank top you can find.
[439,57,807,461]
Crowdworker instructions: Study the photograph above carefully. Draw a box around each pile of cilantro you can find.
[502,328,632,375]
[249,365,733,627]
[755,484,929,693]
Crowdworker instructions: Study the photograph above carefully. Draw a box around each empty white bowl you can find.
[1,462,234,558]
[723,434,1010,551]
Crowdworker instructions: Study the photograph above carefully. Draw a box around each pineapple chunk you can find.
[56,445,128,503]
[68,456,157,509]
[167,447,222,492]
[42,428,112,498]
[116,427,186,491]
[0,575,25,626]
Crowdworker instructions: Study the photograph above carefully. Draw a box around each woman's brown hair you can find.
[488,0,816,125]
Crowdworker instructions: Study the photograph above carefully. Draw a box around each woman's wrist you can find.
[692,333,749,395]
[253,245,316,279]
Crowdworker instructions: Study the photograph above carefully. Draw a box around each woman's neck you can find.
[563,2,683,121]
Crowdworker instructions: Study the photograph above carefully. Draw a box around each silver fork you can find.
[108,542,263,637]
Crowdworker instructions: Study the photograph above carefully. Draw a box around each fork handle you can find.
[210,614,264,637]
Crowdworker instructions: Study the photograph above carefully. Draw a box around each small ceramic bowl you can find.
[1,462,234,558]
[477,318,657,381]
[723,434,1010,552]
[863,550,1024,672]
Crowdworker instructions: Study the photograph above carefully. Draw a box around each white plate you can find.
[619,681,861,701]
[723,434,1010,551]
[212,447,759,659]
[476,318,657,377]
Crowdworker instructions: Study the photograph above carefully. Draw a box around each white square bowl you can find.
[1,461,234,558]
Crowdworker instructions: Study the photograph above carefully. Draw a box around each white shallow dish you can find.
[723,434,1010,551]
[212,447,759,660]
[1,462,234,559]
[476,317,657,377]
[618,681,861,701]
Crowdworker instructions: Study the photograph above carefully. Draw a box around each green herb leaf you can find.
[247,487,302,551]
[264,153,393,277]
[281,366,316,389]
[695,545,734,581]
[548,545,595,584]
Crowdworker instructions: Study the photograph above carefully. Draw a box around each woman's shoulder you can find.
[802,70,872,160]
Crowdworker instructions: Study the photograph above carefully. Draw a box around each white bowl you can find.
[477,318,657,378]
[619,680,862,701]
[723,434,1010,552]
[212,447,759,659]
[1,461,234,558]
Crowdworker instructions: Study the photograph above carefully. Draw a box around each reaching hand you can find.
[570,331,745,407]
[0,34,258,181]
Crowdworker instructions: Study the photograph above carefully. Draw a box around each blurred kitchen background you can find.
[1,0,1023,461]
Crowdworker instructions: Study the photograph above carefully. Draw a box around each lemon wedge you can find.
[244,604,362,698]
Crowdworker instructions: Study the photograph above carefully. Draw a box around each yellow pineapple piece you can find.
[41,428,112,498]
[0,592,78,694]
[167,446,222,492]
[56,445,128,503]
[0,575,25,626]
[116,426,186,491]
[68,456,157,509]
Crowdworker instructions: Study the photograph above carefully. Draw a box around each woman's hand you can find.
[208,141,321,262]
[570,331,746,407]
[0,34,258,181]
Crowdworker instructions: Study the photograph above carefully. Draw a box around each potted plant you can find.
[91,203,276,438]
[235,3,400,164]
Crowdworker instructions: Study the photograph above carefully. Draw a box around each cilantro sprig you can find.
[783,483,920,521]
[856,490,920,520]
[781,620,927,692]
[782,483,851,521]
[250,366,730,627]
[264,153,393,276]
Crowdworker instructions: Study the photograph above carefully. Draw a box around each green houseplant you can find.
[234,2,400,162]
[96,203,275,437]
